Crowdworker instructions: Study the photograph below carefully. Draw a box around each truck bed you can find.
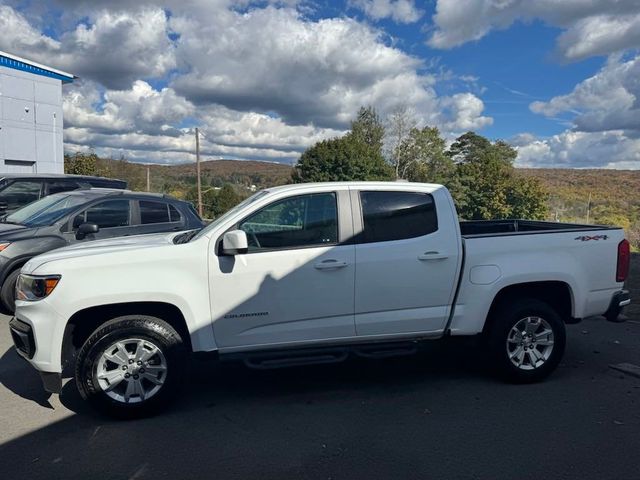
[460,219,616,238]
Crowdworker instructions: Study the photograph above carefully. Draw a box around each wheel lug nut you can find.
[133,374,139,380]
[140,368,145,373]
[125,373,130,378]
[137,361,142,365]
[128,359,134,364]
[122,365,127,370]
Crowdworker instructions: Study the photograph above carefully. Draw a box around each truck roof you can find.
[263,181,445,195]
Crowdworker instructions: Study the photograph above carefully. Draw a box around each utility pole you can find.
[146,165,150,192]
[586,192,592,224]
[195,127,203,217]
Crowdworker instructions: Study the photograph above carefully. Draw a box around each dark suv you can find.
[0,174,127,215]
[0,188,204,312]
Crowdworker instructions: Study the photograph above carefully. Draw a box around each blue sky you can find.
[1,0,639,168]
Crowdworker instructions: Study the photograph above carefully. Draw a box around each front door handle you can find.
[418,251,449,261]
[314,259,348,270]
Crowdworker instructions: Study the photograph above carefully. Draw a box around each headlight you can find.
[16,274,61,301]
[0,242,11,252]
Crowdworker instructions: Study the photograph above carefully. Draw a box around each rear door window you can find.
[359,191,437,243]
[75,199,131,229]
[139,200,171,224]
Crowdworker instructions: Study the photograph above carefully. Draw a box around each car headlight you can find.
[16,274,61,301]
[0,242,11,252]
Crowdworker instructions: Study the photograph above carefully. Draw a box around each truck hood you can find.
[22,231,182,273]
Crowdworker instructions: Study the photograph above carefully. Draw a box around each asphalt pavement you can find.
[0,259,639,480]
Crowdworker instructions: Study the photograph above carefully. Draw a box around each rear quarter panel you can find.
[449,228,625,335]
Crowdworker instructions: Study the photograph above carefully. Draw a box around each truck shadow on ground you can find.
[0,333,491,416]
[2,321,639,480]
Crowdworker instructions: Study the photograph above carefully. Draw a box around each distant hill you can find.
[518,168,640,226]
[89,157,638,245]
[96,158,294,192]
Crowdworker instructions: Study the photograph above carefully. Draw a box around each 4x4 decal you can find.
[575,234,608,241]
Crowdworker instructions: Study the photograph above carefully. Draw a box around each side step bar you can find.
[223,341,420,370]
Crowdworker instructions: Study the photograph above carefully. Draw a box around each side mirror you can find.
[222,230,248,255]
[76,222,99,240]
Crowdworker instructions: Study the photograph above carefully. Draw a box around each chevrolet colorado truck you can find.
[10,182,631,417]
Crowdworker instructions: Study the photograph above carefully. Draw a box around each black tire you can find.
[0,269,21,314]
[487,298,566,383]
[75,315,188,418]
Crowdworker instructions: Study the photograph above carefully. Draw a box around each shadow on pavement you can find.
[0,346,53,409]
[1,323,639,480]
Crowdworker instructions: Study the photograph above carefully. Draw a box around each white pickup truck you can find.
[10,182,631,416]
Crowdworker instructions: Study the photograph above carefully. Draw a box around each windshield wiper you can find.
[173,229,200,244]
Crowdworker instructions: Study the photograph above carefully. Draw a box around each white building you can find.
[0,51,74,174]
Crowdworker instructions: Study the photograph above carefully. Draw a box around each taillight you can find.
[616,239,630,282]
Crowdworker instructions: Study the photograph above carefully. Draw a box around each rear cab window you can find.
[358,191,437,243]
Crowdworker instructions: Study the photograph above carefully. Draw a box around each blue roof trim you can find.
[0,55,74,83]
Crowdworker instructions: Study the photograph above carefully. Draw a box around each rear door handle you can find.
[418,251,449,261]
[314,259,348,270]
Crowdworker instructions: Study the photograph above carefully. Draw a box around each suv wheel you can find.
[487,298,566,383]
[0,269,21,313]
[75,315,187,418]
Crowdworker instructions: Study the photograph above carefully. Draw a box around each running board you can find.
[242,348,349,370]
[224,341,420,370]
[353,342,418,359]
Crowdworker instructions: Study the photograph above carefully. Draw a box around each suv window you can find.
[140,200,170,224]
[74,199,130,229]
[239,193,338,251]
[169,204,181,222]
[48,180,79,195]
[359,191,437,243]
[0,180,42,209]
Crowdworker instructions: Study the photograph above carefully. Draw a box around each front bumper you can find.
[605,290,631,323]
[9,317,63,393]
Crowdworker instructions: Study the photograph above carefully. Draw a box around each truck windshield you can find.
[4,193,90,227]
[189,190,269,242]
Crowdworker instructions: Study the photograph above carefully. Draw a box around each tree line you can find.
[292,106,548,220]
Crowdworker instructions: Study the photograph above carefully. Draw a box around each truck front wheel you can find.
[75,315,188,418]
[488,298,566,383]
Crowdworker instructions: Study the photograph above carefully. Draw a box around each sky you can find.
[1,0,639,169]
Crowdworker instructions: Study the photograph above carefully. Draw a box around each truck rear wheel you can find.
[75,315,187,418]
[487,298,566,383]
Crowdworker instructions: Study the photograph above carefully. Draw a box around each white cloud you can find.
[428,0,640,61]
[349,0,423,23]
[170,6,490,131]
[515,130,640,169]
[64,80,193,135]
[530,54,640,133]
[0,6,176,89]
[437,93,493,131]
[0,5,60,57]
[2,2,493,164]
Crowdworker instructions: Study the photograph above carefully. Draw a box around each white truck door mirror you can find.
[222,230,248,255]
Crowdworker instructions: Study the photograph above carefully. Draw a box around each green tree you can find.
[293,106,393,182]
[397,127,454,184]
[64,152,106,176]
[449,132,548,220]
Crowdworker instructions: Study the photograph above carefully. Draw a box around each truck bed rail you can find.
[460,219,617,238]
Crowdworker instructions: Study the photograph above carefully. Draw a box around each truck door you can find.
[210,190,356,349]
[352,188,461,336]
